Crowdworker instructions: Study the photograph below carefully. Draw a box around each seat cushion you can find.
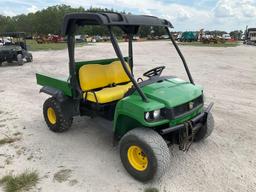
[83,82,132,103]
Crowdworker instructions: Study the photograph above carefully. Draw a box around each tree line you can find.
[0,4,243,39]
[0,5,166,37]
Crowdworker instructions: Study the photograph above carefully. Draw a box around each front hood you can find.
[141,78,203,108]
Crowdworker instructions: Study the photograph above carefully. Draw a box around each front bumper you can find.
[159,102,214,135]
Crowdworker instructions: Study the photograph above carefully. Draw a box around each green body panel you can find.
[114,94,169,137]
[36,73,72,96]
[114,77,203,138]
[141,78,202,108]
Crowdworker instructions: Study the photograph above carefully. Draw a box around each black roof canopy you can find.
[62,12,173,35]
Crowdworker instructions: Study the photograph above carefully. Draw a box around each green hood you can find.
[141,78,203,108]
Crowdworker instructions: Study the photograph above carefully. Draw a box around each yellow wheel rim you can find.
[127,145,148,171]
[47,107,56,124]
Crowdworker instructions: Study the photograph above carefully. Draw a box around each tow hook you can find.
[179,121,202,151]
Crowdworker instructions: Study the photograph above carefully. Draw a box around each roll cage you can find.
[63,12,194,102]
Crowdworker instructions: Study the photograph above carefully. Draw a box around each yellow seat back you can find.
[109,61,131,84]
[79,64,110,91]
[79,61,131,91]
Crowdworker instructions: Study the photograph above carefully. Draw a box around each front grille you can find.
[161,95,203,119]
[173,95,203,117]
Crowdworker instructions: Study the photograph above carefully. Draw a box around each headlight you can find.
[144,109,163,121]
[145,112,150,120]
[153,110,160,119]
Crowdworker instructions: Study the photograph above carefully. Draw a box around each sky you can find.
[0,0,255,31]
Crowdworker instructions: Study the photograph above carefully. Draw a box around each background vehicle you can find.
[244,27,256,45]
[0,32,33,66]
[75,35,85,43]
[179,31,198,42]
[222,34,231,40]
[36,13,214,182]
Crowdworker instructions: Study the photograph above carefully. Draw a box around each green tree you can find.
[230,30,243,40]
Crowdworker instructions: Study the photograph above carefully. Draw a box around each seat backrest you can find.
[79,61,131,91]
[108,61,131,84]
[79,64,110,91]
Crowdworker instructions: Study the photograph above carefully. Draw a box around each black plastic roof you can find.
[62,12,173,35]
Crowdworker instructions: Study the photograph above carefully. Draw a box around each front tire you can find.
[43,97,73,132]
[119,128,170,182]
[194,112,214,142]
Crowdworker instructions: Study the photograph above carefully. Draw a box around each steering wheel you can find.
[143,66,166,78]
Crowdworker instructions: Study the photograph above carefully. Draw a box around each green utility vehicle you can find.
[36,13,214,182]
[0,32,33,66]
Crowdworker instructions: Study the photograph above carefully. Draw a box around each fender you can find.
[40,86,65,101]
[40,86,80,117]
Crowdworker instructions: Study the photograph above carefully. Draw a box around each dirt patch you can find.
[53,169,72,183]
[0,137,20,146]
[144,187,159,192]
[69,179,78,186]
[12,132,22,137]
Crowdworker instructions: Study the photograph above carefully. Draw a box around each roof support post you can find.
[165,27,195,84]
[67,21,81,98]
[128,33,134,73]
[108,26,148,102]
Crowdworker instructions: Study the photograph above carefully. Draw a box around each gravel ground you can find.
[0,41,256,192]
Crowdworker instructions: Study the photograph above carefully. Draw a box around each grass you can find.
[178,41,240,47]
[26,39,88,51]
[26,39,240,51]
[144,187,159,192]
[0,171,39,192]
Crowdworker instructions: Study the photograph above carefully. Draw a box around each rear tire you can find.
[17,54,24,66]
[119,128,170,182]
[26,53,33,62]
[43,97,73,132]
[194,112,214,142]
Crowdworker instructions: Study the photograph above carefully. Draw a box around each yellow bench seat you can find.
[83,82,132,103]
[79,61,132,104]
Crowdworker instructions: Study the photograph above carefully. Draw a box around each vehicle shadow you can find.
[0,61,29,67]
[70,116,114,147]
